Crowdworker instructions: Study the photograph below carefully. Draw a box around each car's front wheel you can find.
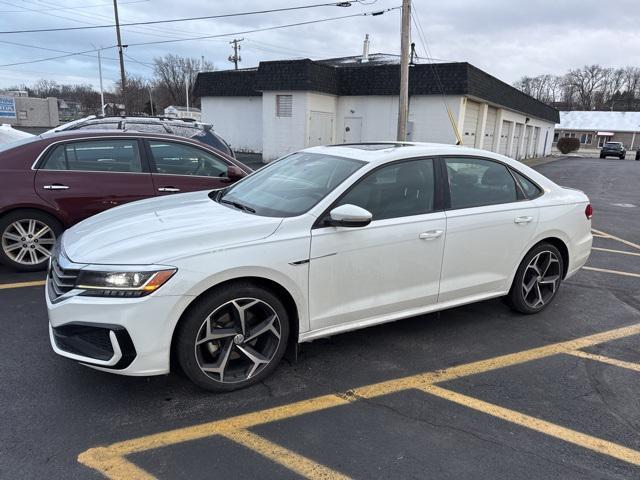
[508,243,564,314]
[175,282,289,392]
[0,209,62,271]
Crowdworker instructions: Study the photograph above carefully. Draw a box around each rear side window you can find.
[445,157,518,209]
[41,140,142,172]
[512,170,542,199]
[148,140,228,177]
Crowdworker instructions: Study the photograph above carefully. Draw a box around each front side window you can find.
[148,140,228,177]
[42,139,142,172]
[218,152,364,217]
[336,159,435,220]
[446,157,518,209]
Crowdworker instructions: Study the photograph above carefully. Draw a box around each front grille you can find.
[48,257,79,302]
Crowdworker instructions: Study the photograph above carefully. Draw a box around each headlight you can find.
[76,268,176,298]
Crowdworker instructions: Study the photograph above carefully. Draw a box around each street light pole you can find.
[396,0,411,141]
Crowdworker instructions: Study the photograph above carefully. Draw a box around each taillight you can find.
[585,204,593,219]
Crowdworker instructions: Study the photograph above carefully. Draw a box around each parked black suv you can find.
[600,142,626,159]
[49,116,234,158]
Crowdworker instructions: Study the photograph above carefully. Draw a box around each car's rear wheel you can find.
[0,210,62,271]
[508,243,564,314]
[175,282,289,392]
[599,154,605,158]
[621,154,626,159]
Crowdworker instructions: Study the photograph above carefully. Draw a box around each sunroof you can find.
[329,143,408,151]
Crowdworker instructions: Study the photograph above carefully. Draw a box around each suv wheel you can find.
[508,243,564,314]
[175,282,289,391]
[0,210,62,271]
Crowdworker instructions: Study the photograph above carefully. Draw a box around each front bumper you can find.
[46,281,194,376]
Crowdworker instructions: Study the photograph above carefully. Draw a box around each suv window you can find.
[512,170,542,199]
[336,159,435,220]
[446,158,517,209]
[42,139,142,172]
[148,140,228,177]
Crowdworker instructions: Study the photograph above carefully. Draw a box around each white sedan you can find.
[46,143,592,391]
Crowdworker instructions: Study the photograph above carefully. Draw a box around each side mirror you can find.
[326,204,372,228]
[226,165,246,180]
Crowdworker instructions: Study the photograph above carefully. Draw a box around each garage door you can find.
[308,111,334,147]
[532,127,540,156]
[523,125,533,158]
[462,100,481,147]
[499,120,512,156]
[513,124,523,159]
[484,107,498,151]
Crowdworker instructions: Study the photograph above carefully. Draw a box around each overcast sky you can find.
[0,0,638,90]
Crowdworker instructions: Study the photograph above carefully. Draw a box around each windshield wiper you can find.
[220,198,256,214]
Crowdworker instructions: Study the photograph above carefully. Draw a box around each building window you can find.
[18,110,27,120]
[579,133,593,145]
[276,95,292,117]
[553,132,559,143]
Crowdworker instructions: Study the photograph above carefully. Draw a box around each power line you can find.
[0,2,364,34]
[0,6,399,68]
[0,0,148,13]
[126,7,400,48]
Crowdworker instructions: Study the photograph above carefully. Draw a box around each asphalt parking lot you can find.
[1,156,639,479]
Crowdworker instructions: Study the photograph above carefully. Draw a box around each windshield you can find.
[217,152,365,217]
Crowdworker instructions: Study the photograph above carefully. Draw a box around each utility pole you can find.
[228,38,244,70]
[94,46,106,116]
[148,87,154,116]
[185,81,190,112]
[113,0,127,114]
[396,0,411,141]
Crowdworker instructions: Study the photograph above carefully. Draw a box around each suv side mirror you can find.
[226,165,246,180]
[326,204,372,228]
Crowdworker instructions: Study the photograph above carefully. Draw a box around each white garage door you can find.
[308,111,334,147]
[499,120,512,156]
[513,124,523,159]
[462,100,481,147]
[523,125,533,158]
[484,107,498,151]
[532,127,540,156]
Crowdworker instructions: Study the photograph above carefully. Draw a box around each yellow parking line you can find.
[0,280,45,290]
[592,247,640,257]
[592,234,610,239]
[582,266,640,279]
[592,228,640,251]
[421,385,640,466]
[78,322,640,479]
[567,350,640,373]
[221,429,350,480]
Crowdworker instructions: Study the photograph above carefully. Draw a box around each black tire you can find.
[175,281,290,392]
[621,154,626,159]
[508,242,564,315]
[599,154,605,159]
[0,209,63,271]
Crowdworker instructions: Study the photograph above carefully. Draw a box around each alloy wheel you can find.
[194,298,282,384]
[1,219,56,266]
[522,250,561,308]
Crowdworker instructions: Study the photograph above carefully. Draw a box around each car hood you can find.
[63,191,283,265]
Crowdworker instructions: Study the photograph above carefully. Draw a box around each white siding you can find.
[200,96,262,153]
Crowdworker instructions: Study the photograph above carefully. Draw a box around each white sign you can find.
[0,96,16,119]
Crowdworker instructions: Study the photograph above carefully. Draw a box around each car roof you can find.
[303,142,511,164]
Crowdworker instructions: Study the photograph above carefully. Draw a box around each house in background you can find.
[194,54,559,161]
[554,111,640,153]
[164,105,201,121]
[0,92,59,134]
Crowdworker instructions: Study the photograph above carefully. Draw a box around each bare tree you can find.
[152,54,214,111]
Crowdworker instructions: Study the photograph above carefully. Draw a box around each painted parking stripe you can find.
[567,350,640,373]
[592,247,640,257]
[78,323,640,479]
[421,384,640,466]
[221,429,350,480]
[0,280,45,290]
[592,228,640,251]
[582,266,640,279]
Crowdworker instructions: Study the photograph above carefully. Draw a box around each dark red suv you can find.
[0,131,251,271]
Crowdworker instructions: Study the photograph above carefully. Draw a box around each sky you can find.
[0,0,638,90]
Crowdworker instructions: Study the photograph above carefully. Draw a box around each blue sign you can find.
[0,96,16,118]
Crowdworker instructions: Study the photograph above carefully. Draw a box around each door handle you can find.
[43,184,69,190]
[514,216,533,224]
[419,229,444,240]
[158,187,181,192]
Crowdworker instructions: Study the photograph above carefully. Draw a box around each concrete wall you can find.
[201,96,262,153]
[3,97,58,128]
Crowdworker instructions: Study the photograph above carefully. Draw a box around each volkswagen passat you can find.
[47,143,592,391]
